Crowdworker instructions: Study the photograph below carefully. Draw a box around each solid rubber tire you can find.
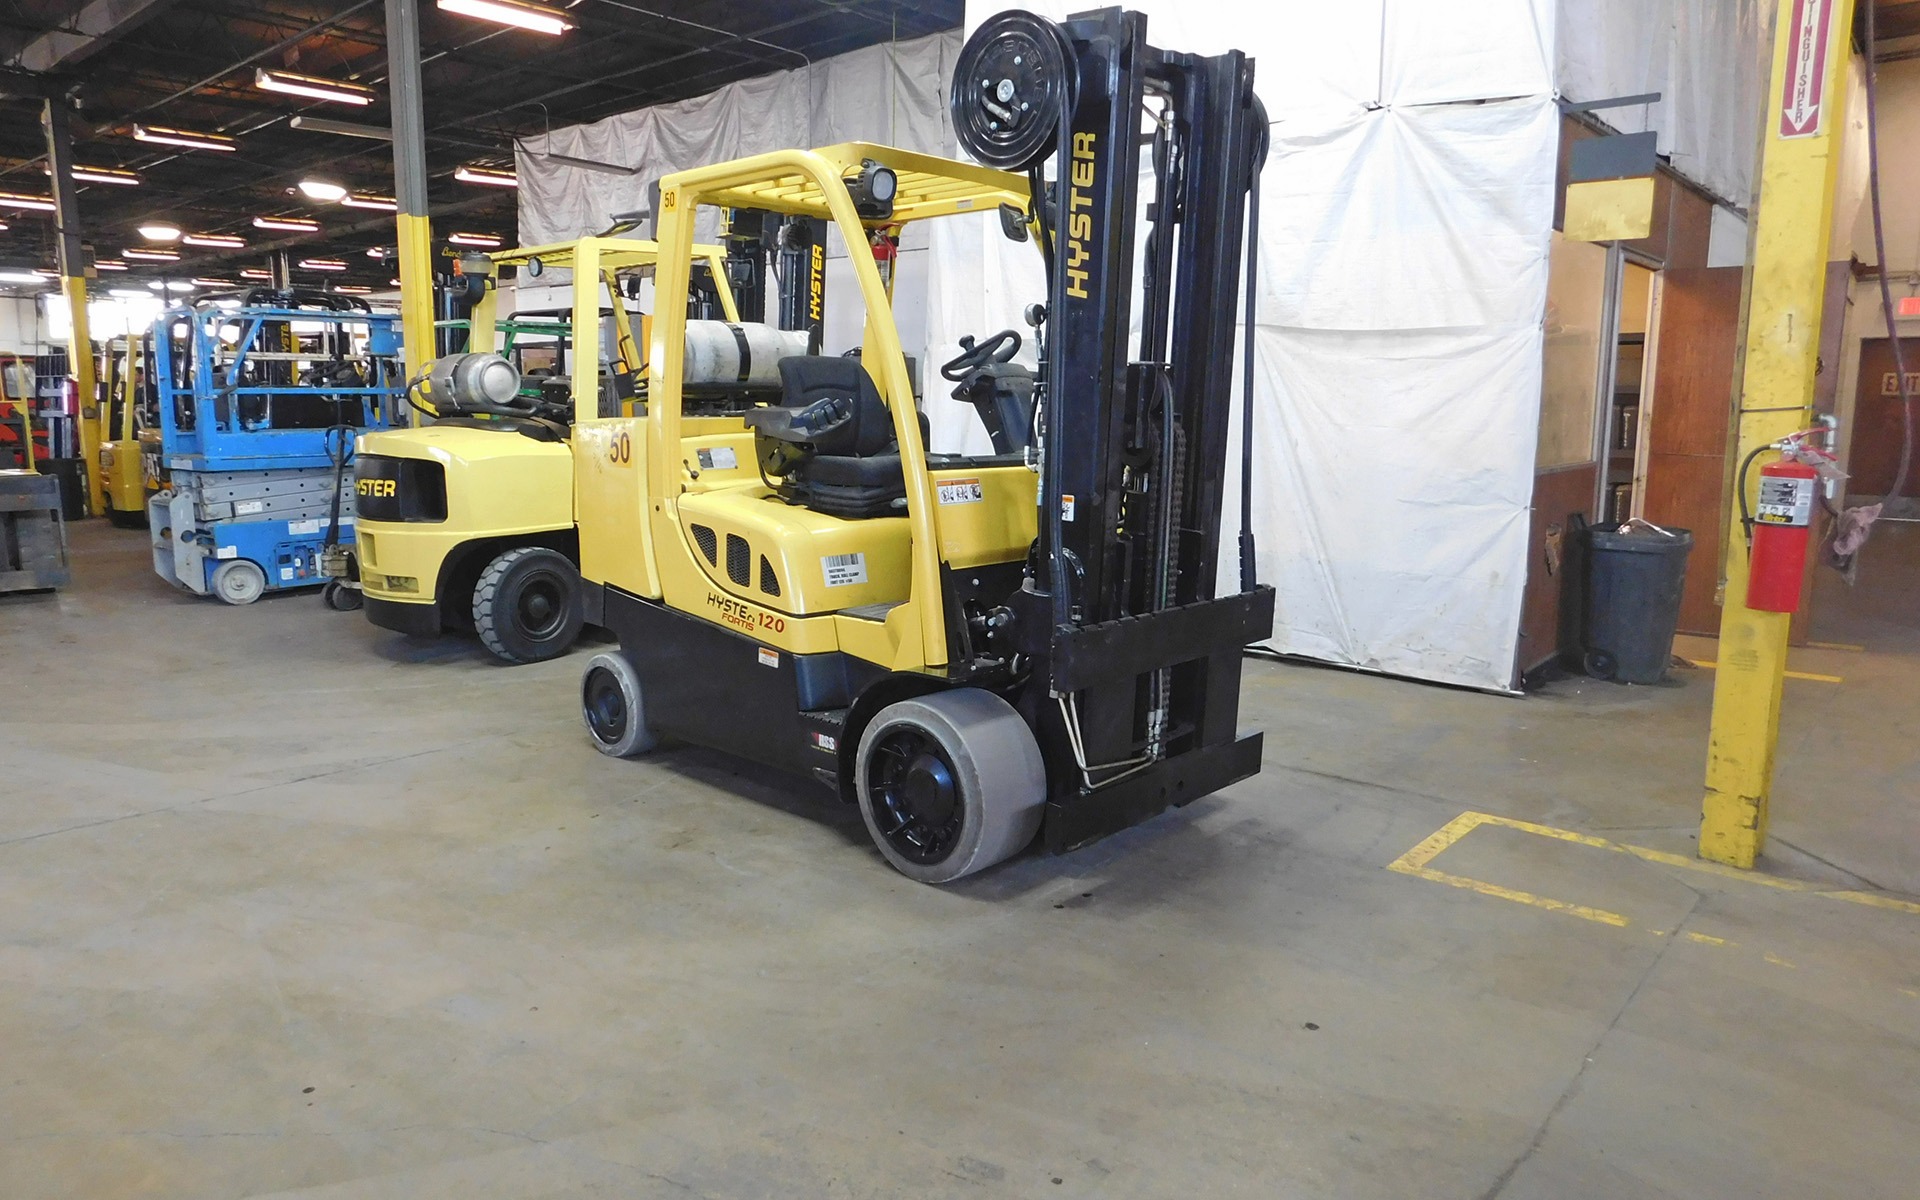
[322,579,364,612]
[855,689,1045,884]
[581,652,657,757]
[211,559,267,605]
[473,545,583,663]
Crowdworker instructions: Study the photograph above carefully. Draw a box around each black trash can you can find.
[36,457,86,521]
[1582,521,1693,684]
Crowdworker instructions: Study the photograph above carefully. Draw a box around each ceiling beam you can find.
[12,0,181,74]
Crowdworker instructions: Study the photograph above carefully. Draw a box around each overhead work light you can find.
[454,163,518,188]
[254,216,320,232]
[0,191,57,212]
[298,179,349,202]
[0,269,52,285]
[138,222,182,242]
[123,248,180,262]
[289,116,393,141]
[438,0,573,36]
[447,232,502,248]
[182,234,247,249]
[48,164,140,186]
[240,269,273,281]
[299,259,348,272]
[93,259,128,271]
[341,194,399,212]
[132,124,238,152]
[254,68,377,107]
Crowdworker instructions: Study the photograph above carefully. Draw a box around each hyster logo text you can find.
[357,478,396,497]
[809,244,825,322]
[1066,132,1097,299]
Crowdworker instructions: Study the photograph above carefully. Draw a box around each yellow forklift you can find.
[350,236,805,661]
[97,333,157,527]
[526,10,1272,882]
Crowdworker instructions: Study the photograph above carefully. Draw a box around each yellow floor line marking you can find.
[1684,932,1731,946]
[1684,658,1843,684]
[1764,952,1798,969]
[1385,863,1631,926]
[1385,811,1920,925]
[1805,640,1865,652]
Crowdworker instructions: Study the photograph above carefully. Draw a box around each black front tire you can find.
[581,652,657,757]
[473,546,584,663]
[854,689,1045,884]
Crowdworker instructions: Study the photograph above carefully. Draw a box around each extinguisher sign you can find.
[1779,0,1836,140]
[1755,474,1815,525]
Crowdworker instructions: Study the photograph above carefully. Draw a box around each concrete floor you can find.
[2,521,1917,1199]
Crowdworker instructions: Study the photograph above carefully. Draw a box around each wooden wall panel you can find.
[1642,267,1745,635]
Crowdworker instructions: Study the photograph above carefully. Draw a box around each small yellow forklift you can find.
[97,334,157,527]
[351,237,792,661]
[560,9,1272,882]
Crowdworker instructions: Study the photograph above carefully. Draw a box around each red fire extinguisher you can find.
[1746,456,1818,612]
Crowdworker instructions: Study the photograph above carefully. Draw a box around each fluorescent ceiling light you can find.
[182,233,246,249]
[93,259,127,271]
[447,232,502,247]
[138,223,182,242]
[132,124,237,152]
[298,179,349,202]
[454,164,517,188]
[388,277,402,286]
[254,68,376,107]
[437,0,572,36]
[341,194,398,211]
[299,259,348,272]
[123,248,181,261]
[146,279,195,291]
[541,152,641,176]
[0,221,8,232]
[254,216,320,232]
[192,278,236,288]
[334,285,372,294]
[0,191,57,212]
[108,287,150,298]
[47,164,140,186]
[0,270,50,285]
[365,247,389,258]
[240,269,272,280]
[288,116,393,141]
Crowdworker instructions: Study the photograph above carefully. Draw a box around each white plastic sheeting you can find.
[515,31,960,247]
[941,1,1557,690]
[1556,0,1771,204]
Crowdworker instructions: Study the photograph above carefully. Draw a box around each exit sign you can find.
[1899,296,1920,318]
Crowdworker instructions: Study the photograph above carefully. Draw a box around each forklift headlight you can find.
[847,159,898,220]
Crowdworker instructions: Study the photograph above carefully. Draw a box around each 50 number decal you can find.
[607,431,633,465]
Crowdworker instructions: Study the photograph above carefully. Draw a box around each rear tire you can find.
[473,546,583,663]
[211,559,267,606]
[104,505,146,530]
[322,580,363,612]
[581,652,657,757]
[855,689,1045,884]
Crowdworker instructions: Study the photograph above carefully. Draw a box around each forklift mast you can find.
[722,207,827,354]
[953,8,1273,849]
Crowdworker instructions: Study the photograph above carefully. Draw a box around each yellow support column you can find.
[1700,0,1856,867]
[386,0,435,383]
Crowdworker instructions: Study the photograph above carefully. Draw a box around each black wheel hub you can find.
[584,668,627,744]
[869,728,964,864]
[515,573,567,640]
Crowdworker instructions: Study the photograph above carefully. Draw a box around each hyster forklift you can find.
[569,7,1271,882]
[350,235,820,662]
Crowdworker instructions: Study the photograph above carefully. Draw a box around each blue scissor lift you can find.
[148,293,407,604]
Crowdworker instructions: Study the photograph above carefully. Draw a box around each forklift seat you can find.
[744,356,914,520]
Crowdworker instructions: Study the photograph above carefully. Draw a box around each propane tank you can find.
[1746,456,1818,612]
[683,321,809,387]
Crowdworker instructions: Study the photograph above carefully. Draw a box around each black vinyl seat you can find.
[745,356,915,519]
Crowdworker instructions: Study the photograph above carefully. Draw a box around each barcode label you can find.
[697,446,738,471]
[822,552,867,587]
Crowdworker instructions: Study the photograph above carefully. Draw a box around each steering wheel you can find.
[940,329,1022,381]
